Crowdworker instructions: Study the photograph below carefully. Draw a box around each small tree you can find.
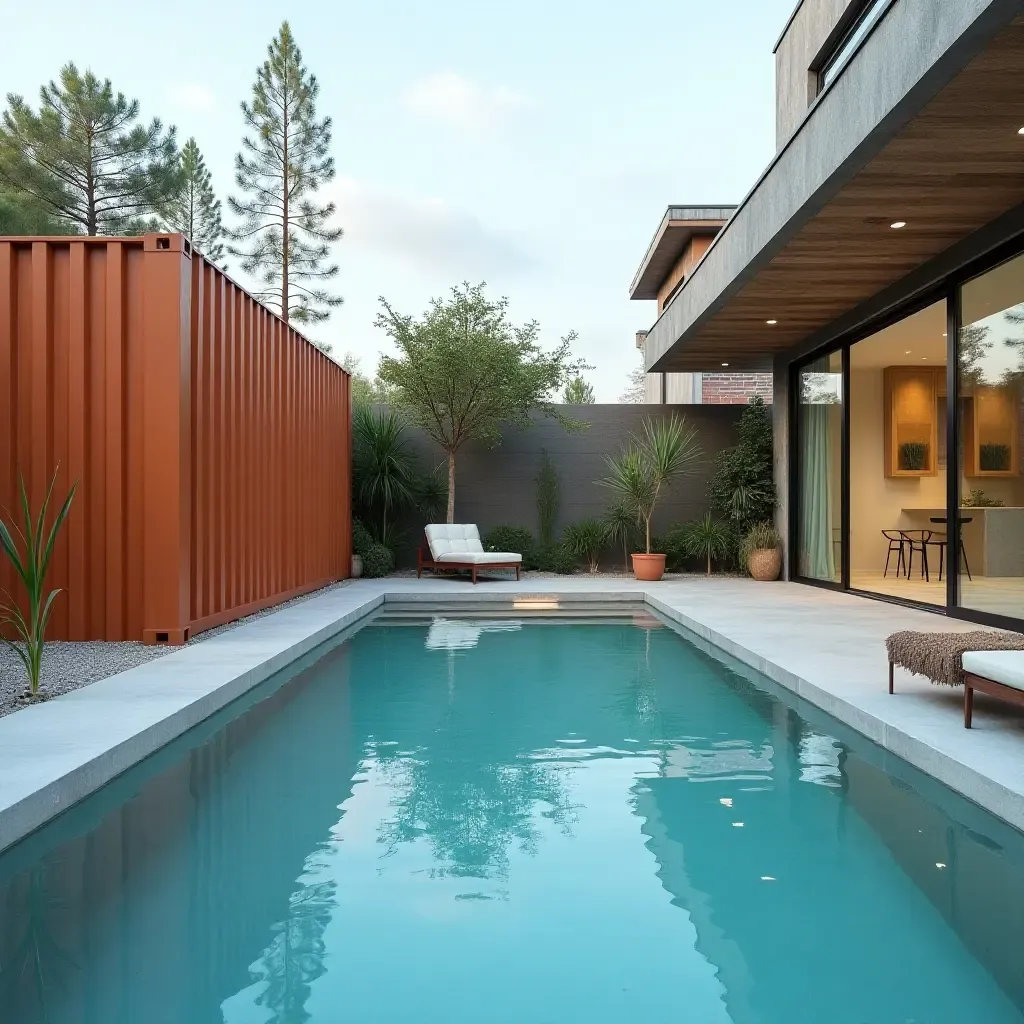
[619,357,647,403]
[0,63,178,234]
[680,513,733,576]
[376,282,588,522]
[228,21,343,325]
[563,376,595,404]
[162,138,225,264]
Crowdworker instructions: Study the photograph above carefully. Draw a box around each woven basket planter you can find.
[748,547,782,582]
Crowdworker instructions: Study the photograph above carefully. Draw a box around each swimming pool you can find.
[2,611,1024,1022]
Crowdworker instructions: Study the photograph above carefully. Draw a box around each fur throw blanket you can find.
[886,630,1024,687]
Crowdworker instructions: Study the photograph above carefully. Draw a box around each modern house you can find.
[641,0,1024,632]
[631,207,773,405]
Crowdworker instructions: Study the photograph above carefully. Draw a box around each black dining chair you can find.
[881,530,907,578]
[899,529,934,583]
[927,516,973,581]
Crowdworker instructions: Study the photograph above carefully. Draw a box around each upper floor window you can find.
[817,0,892,94]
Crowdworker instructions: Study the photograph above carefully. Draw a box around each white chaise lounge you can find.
[962,651,1024,728]
[418,524,522,584]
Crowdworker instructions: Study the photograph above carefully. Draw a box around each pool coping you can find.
[1,577,1022,853]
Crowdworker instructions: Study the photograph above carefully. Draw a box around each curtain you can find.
[799,361,837,581]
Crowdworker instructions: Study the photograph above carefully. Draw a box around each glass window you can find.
[957,254,1024,622]
[797,352,843,582]
[818,0,892,93]
[848,301,947,606]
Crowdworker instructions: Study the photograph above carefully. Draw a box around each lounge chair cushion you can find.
[425,524,486,559]
[435,551,522,565]
[962,651,1024,692]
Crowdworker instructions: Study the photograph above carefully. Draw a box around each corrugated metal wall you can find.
[0,234,351,644]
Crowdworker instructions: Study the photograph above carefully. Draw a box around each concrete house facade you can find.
[642,0,1024,631]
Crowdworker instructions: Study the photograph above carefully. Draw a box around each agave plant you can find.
[0,471,76,698]
[563,518,605,573]
[680,513,733,577]
[599,415,703,554]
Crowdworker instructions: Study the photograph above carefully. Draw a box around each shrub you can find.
[536,450,560,546]
[484,525,535,562]
[739,521,781,570]
[979,443,1011,472]
[352,518,374,559]
[533,541,577,575]
[362,542,395,578]
[563,518,605,573]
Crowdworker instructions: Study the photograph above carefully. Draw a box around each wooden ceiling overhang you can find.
[651,16,1024,373]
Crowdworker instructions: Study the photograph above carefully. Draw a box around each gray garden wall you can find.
[383,404,744,560]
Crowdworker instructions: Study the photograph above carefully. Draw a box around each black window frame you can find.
[814,0,896,96]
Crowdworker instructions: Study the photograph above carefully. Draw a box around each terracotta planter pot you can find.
[748,547,782,582]
[632,553,667,582]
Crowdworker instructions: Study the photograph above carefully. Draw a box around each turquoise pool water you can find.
[3,613,1024,1023]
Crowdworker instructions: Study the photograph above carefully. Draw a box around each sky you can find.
[5,0,794,399]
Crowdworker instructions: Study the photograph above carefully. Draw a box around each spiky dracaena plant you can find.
[563,518,605,573]
[680,513,733,577]
[599,415,703,554]
[0,471,76,697]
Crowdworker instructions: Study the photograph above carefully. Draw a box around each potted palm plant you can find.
[599,415,703,582]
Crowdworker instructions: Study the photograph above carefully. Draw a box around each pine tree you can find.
[0,63,178,235]
[563,376,596,404]
[162,138,225,264]
[228,22,342,325]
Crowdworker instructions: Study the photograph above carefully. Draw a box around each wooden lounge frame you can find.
[963,672,1024,729]
[417,546,520,585]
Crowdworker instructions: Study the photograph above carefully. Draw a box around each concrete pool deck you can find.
[0,575,1022,852]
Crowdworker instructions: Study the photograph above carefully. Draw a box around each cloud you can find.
[331,177,539,278]
[401,72,530,130]
[165,83,216,113]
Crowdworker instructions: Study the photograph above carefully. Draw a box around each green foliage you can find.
[563,376,595,404]
[0,187,78,234]
[340,351,386,408]
[679,513,733,577]
[602,502,639,569]
[535,450,560,545]
[562,518,605,573]
[739,520,781,568]
[361,542,394,579]
[484,525,535,560]
[532,542,577,575]
[352,405,417,542]
[599,414,703,553]
[228,21,342,325]
[376,282,589,522]
[0,63,178,234]
[161,138,225,265]
[414,465,449,523]
[0,470,76,697]
[351,518,374,558]
[979,443,1011,472]
[963,488,1004,508]
[898,441,928,472]
[708,397,775,546]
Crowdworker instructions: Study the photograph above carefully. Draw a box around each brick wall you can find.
[700,372,773,405]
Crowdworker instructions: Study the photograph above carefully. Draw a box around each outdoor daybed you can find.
[418,524,521,584]
[886,630,1024,727]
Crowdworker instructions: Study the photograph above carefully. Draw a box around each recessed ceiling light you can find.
[721,362,729,367]
[890,221,907,229]
[1018,127,1024,135]
[766,319,777,325]
[905,350,912,354]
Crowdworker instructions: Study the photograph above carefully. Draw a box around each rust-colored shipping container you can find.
[0,234,351,643]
